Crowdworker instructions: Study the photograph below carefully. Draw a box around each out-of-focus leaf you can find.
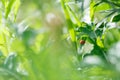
[112,14,120,22]
[5,0,15,18]
[61,0,77,49]
[95,29,103,37]
[90,1,95,21]
[78,26,96,39]
[4,53,18,70]
[95,3,110,12]
[95,22,105,37]
[0,33,5,45]
[95,20,104,29]
[97,37,104,48]
[21,58,37,80]
[0,27,12,56]
[66,5,81,26]
[0,33,8,56]
[2,28,11,37]
[69,28,76,42]
[0,68,21,80]
[108,42,120,71]
[94,1,103,7]
[13,0,20,21]
[104,29,120,49]
[11,39,25,53]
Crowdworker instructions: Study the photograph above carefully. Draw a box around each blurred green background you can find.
[0,0,120,80]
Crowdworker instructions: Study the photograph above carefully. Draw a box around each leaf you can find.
[95,29,103,37]
[95,3,111,12]
[0,27,12,56]
[95,21,104,29]
[0,33,5,45]
[90,1,96,21]
[112,14,120,22]
[61,0,77,49]
[4,53,18,70]
[66,5,81,26]
[5,0,15,19]
[95,22,105,37]
[94,1,103,7]
[3,28,11,37]
[0,33,9,56]
[13,0,21,21]
[78,26,96,39]
[96,37,104,48]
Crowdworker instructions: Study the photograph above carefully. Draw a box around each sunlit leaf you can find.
[61,0,77,49]
[95,3,110,12]
[97,37,104,48]
[90,1,95,21]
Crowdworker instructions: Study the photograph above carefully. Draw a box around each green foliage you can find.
[0,0,120,80]
[61,0,120,79]
[112,14,120,22]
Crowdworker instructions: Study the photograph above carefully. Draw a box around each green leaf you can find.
[95,22,105,37]
[94,1,103,7]
[95,29,103,37]
[95,3,110,12]
[5,0,15,19]
[96,37,104,48]
[13,0,21,21]
[61,0,77,49]
[90,1,95,21]
[66,5,81,26]
[78,26,96,39]
[112,14,120,22]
